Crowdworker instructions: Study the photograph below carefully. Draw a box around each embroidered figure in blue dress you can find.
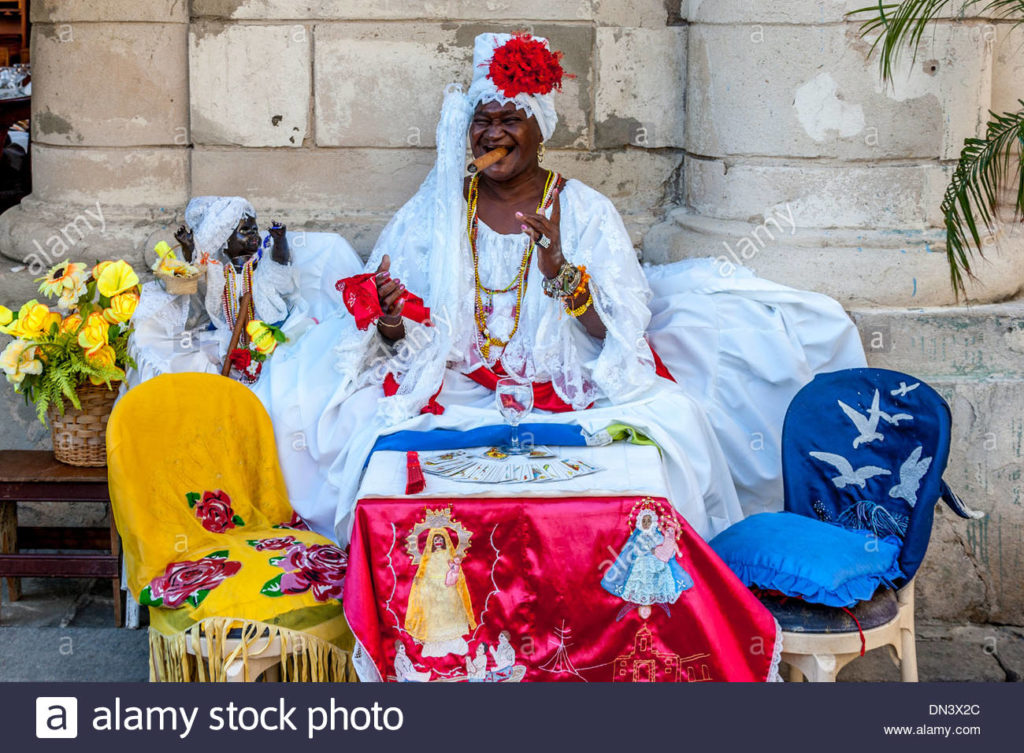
[602,502,694,620]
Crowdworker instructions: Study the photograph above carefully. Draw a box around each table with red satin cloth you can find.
[343,494,781,682]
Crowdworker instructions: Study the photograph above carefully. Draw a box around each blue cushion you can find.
[709,511,905,608]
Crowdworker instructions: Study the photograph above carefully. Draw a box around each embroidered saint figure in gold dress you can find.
[405,528,477,657]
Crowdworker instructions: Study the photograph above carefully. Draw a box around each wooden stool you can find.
[0,450,122,626]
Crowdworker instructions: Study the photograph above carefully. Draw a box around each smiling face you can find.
[225,214,260,264]
[432,534,446,551]
[468,100,544,182]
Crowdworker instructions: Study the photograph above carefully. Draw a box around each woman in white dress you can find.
[254,33,865,545]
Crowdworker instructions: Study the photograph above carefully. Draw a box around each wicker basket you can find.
[48,383,119,467]
[156,267,203,296]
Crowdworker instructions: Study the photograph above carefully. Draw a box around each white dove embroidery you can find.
[838,390,885,448]
[890,381,920,398]
[809,451,892,489]
[888,446,932,507]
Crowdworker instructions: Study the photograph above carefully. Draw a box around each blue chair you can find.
[713,368,982,681]
[779,368,981,681]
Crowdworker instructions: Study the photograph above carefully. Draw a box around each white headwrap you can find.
[184,196,256,261]
[466,33,559,142]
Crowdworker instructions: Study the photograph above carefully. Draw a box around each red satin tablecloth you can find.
[343,495,780,682]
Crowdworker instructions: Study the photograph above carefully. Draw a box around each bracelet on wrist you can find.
[542,261,584,299]
[564,291,593,318]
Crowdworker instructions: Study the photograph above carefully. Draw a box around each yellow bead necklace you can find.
[467,170,559,360]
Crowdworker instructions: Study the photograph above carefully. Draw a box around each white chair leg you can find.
[900,627,918,682]
[125,593,141,629]
[785,653,838,682]
[225,654,281,682]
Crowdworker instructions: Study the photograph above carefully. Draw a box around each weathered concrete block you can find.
[314,24,471,149]
[189,22,311,147]
[993,23,1024,115]
[31,145,189,208]
[546,148,682,220]
[31,0,188,23]
[687,22,991,160]
[851,303,1024,379]
[315,22,591,149]
[685,158,949,228]
[194,0,673,26]
[595,27,686,149]
[686,0,986,24]
[31,23,188,147]
[192,146,436,213]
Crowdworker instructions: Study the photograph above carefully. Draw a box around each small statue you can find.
[127,196,302,387]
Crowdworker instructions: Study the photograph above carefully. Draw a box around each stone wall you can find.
[0,1,1022,626]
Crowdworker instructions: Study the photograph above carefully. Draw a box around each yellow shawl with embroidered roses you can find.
[107,372,355,681]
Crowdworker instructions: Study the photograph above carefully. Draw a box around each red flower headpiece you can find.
[487,33,571,98]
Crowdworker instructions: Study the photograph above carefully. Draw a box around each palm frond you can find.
[942,106,1024,296]
[849,1,1023,84]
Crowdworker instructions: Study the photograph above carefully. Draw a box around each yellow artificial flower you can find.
[96,260,139,298]
[0,305,11,327]
[153,240,176,260]
[60,313,83,335]
[10,300,60,339]
[37,260,87,299]
[86,343,125,385]
[102,291,139,324]
[91,260,113,280]
[246,320,279,356]
[56,277,89,312]
[0,339,43,386]
[77,312,109,357]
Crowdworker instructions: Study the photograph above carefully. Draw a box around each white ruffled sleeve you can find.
[525,180,657,406]
[202,262,228,332]
[253,256,298,324]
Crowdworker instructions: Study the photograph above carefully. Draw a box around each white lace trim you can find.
[768,617,784,682]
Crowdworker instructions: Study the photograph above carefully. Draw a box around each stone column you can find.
[0,0,189,280]
[645,0,1023,306]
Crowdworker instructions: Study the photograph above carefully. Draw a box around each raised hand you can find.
[174,224,195,262]
[268,220,289,264]
[515,187,563,278]
[374,254,406,340]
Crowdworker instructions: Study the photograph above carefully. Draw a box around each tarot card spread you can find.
[421,447,601,484]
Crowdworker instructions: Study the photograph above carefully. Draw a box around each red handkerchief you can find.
[335,274,433,330]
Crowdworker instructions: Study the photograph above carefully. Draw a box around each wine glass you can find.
[496,377,534,455]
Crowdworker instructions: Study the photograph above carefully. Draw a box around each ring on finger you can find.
[537,234,552,249]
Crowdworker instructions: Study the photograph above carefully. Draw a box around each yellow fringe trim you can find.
[148,618,359,682]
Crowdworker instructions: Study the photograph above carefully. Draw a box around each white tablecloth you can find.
[356,443,672,500]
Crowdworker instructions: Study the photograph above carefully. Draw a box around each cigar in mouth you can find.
[467,147,509,174]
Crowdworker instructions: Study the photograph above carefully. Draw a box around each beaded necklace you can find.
[221,256,257,339]
[468,170,559,360]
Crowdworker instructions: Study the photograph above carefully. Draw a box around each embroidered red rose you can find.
[262,542,348,602]
[144,554,242,609]
[192,490,244,533]
[249,535,297,551]
[274,511,310,531]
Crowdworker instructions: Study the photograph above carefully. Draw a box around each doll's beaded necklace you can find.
[468,169,559,360]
